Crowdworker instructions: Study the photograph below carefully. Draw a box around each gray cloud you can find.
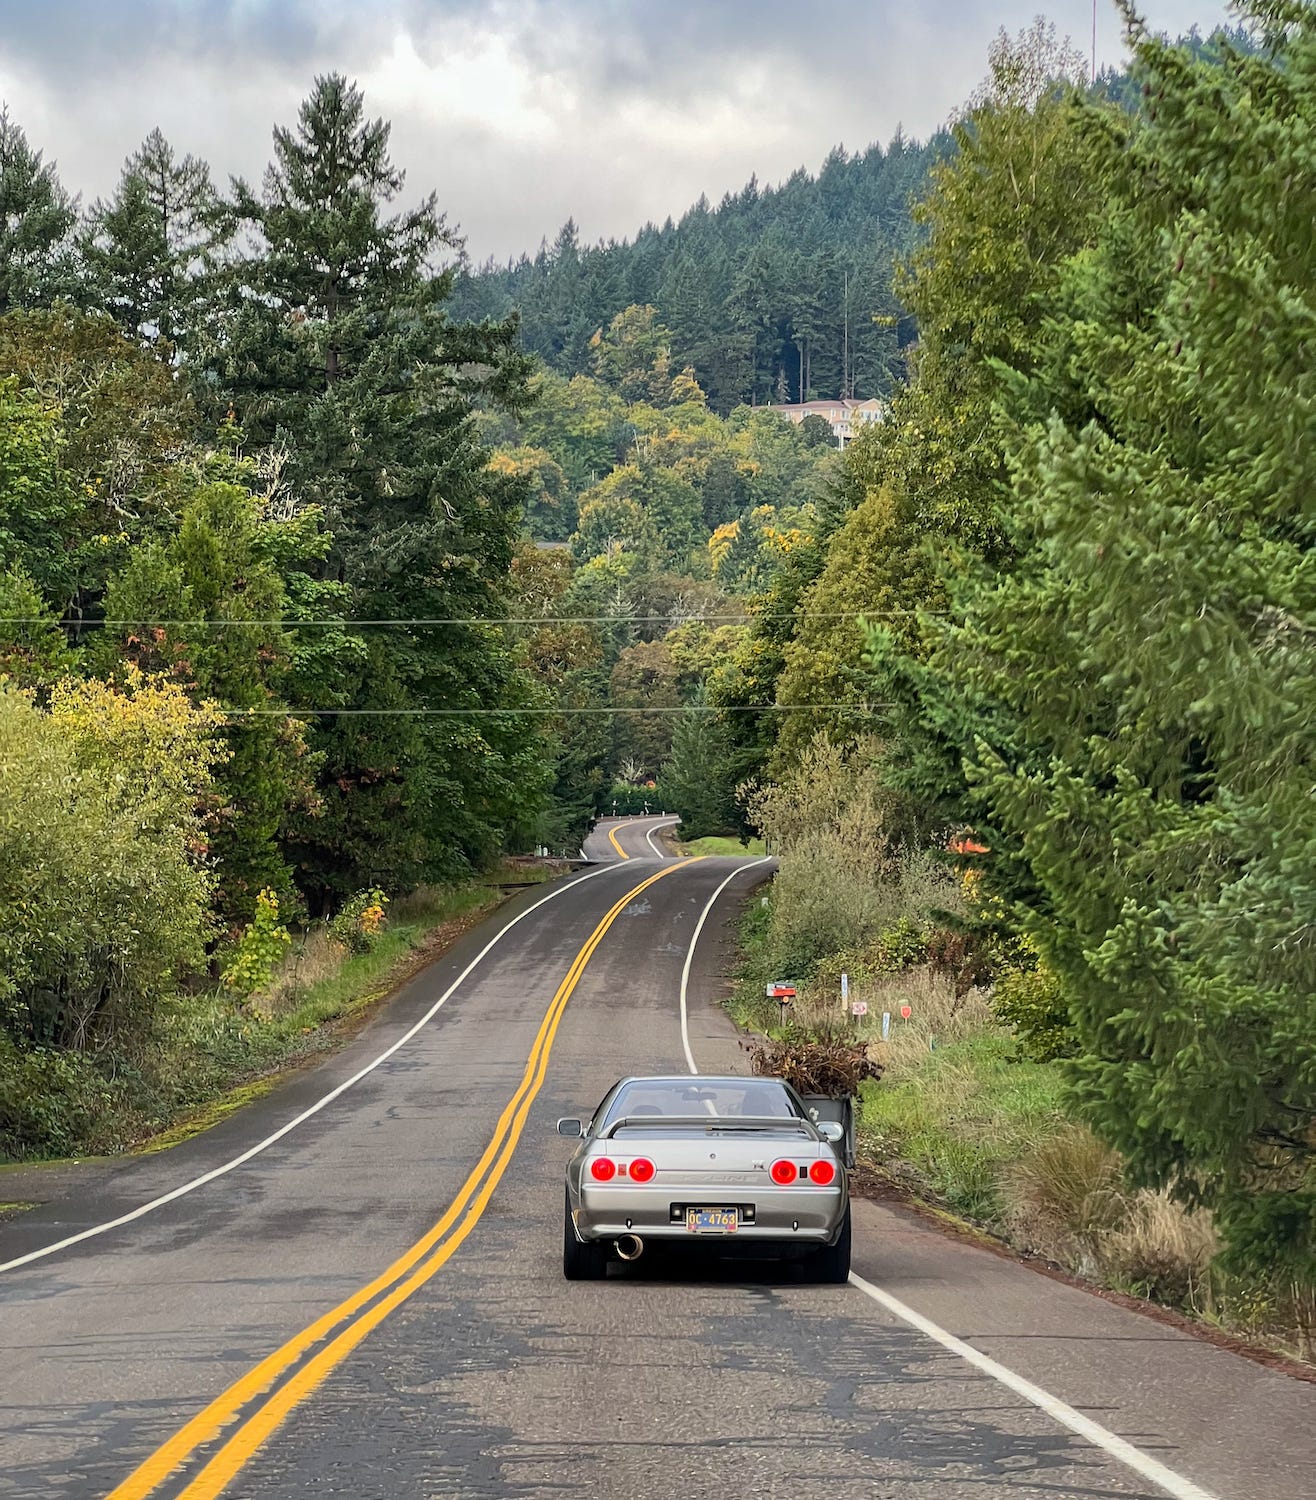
[0,0,1235,260]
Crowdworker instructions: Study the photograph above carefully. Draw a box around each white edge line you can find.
[0,862,623,1276]
[644,817,680,859]
[848,1274,1219,1500]
[678,857,774,1075]
[675,864,1217,1500]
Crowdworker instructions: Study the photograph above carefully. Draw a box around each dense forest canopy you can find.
[450,136,944,413]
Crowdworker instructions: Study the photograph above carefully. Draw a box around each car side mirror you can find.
[817,1121,844,1145]
[557,1118,583,1137]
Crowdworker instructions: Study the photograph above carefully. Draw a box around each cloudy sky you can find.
[1,0,1234,264]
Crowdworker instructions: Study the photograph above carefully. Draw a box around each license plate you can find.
[686,1207,738,1235]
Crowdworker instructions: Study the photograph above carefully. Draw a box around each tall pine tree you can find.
[84,128,227,355]
[0,108,77,313]
[213,75,546,904]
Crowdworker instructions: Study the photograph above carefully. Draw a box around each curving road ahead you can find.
[581,813,681,863]
[0,822,1311,1500]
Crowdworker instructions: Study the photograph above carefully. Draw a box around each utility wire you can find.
[217,703,893,719]
[20,609,945,629]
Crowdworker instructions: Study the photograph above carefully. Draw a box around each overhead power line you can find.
[19,609,945,630]
[215,702,894,719]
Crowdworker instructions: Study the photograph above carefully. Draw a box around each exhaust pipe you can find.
[614,1233,644,1261]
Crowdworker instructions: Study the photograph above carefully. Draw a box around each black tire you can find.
[562,1187,608,1280]
[809,1206,851,1284]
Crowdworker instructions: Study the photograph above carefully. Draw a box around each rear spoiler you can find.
[601,1114,815,1140]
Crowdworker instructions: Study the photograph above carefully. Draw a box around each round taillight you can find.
[809,1159,836,1186]
[770,1159,797,1185]
[589,1157,616,1181]
[628,1157,655,1183]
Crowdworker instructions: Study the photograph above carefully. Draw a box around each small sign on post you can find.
[766,982,796,1028]
[900,1003,912,1020]
[850,1000,868,1018]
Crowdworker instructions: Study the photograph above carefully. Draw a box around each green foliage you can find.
[0,677,221,1054]
[607,781,666,816]
[217,73,548,903]
[453,139,939,411]
[0,107,77,313]
[327,888,390,955]
[0,568,75,687]
[825,9,1316,1284]
[0,307,199,603]
[0,1035,119,1159]
[661,694,737,840]
[873,917,931,973]
[589,304,674,404]
[610,639,681,775]
[993,962,1076,1063]
[82,127,226,356]
[221,889,293,997]
[0,375,78,601]
[98,474,325,918]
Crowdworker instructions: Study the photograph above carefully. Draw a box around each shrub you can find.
[873,916,931,973]
[0,1035,119,1158]
[993,961,1077,1061]
[328,888,390,954]
[222,889,292,998]
[0,677,221,1055]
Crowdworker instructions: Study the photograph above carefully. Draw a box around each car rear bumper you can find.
[574,1183,845,1245]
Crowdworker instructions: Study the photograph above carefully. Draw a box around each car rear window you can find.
[605,1079,801,1123]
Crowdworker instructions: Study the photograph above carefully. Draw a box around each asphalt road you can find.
[1,823,1311,1500]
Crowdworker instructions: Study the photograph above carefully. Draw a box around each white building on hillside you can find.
[763,397,886,447]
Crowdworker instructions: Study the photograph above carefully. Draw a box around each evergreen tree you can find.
[0,108,77,313]
[662,691,736,839]
[862,5,1316,1281]
[97,473,328,920]
[83,128,227,355]
[214,74,544,903]
[451,131,945,412]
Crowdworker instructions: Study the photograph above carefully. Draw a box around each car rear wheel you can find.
[562,1187,608,1280]
[808,1206,851,1283]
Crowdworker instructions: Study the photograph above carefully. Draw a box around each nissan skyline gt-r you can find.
[557,1074,851,1281]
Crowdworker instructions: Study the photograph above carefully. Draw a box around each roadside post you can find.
[840,971,849,1018]
[881,1011,891,1040]
[766,982,796,1028]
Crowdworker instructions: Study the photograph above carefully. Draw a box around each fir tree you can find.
[662,692,737,840]
[216,74,543,902]
[0,108,77,313]
[84,128,227,355]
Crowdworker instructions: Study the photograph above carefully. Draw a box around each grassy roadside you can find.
[727,885,1313,1364]
[677,834,767,857]
[1,860,563,1168]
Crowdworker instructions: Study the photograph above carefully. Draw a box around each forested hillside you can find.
[451,136,943,412]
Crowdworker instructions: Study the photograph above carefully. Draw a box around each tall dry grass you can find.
[256,929,349,1017]
[1003,1124,1217,1305]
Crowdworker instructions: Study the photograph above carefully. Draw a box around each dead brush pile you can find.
[747,1030,883,1097]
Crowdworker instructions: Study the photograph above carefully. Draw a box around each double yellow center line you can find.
[107,859,693,1500]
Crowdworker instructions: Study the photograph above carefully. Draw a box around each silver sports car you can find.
[558,1074,851,1281]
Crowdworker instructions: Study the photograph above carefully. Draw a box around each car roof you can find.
[611,1074,789,1087]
